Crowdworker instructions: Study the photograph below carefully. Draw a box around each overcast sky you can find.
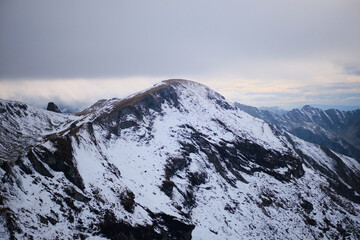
[0,0,359,111]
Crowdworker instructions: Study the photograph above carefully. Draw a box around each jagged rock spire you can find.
[46,102,61,113]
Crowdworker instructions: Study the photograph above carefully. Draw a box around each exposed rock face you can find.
[236,103,360,160]
[0,80,360,239]
[46,102,61,113]
[29,136,85,190]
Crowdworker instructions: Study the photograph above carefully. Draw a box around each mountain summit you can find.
[1,80,360,239]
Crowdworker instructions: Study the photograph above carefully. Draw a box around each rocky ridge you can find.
[0,80,359,239]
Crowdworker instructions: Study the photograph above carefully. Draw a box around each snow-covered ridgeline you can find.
[1,80,359,239]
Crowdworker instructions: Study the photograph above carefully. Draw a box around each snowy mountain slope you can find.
[1,80,360,239]
[0,99,81,162]
[235,103,360,160]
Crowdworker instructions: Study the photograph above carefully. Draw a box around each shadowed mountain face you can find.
[236,103,360,160]
[1,80,360,239]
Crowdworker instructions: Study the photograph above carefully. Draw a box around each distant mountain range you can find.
[258,105,360,113]
[307,105,360,112]
[235,103,360,160]
[258,106,288,115]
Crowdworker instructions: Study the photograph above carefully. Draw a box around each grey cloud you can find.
[344,66,360,76]
[244,92,295,97]
[1,0,360,80]
[297,82,360,93]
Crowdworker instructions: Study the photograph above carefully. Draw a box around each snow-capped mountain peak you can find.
[1,80,360,239]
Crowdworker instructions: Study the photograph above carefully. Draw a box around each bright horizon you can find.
[1,1,359,111]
